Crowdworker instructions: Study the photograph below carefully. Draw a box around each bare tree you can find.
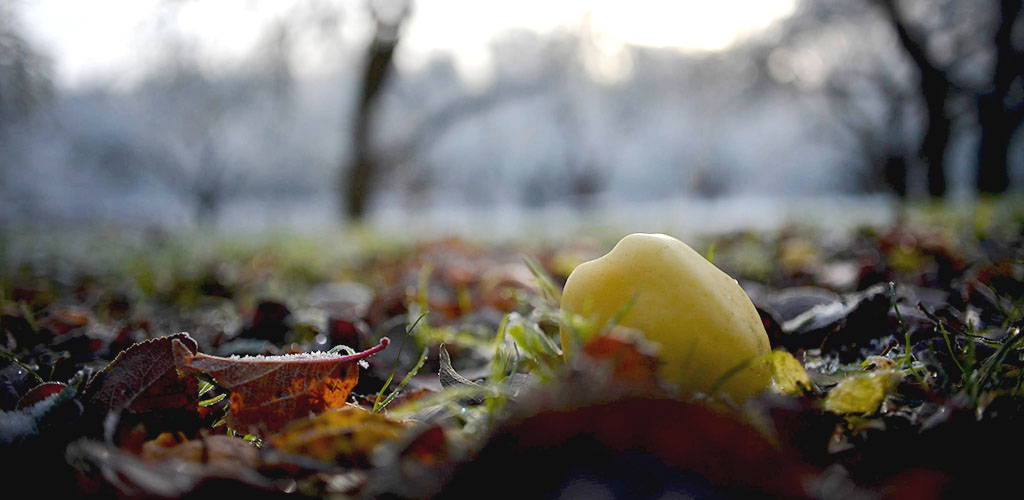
[976,0,1024,194]
[0,3,53,132]
[341,0,411,220]
[824,75,913,196]
[749,0,921,196]
[872,0,1024,195]
[0,2,53,219]
[340,2,563,219]
[773,0,1021,197]
[873,0,958,197]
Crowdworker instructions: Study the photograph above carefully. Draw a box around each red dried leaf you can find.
[84,332,200,415]
[582,329,660,387]
[16,381,67,409]
[42,307,91,335]
[442,398,818,499]
[172,338,390,434]
[402,425,448,467]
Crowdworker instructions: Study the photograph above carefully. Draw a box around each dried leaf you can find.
[16,381,67,409]
[438,344,481,388]
[824,369,901,415]
[360,425,450,499]
[1,382,82,446]
[765,287,843,325]
[67,439,272,498]
[173,337,389,434]
[441,397,817,499]
[83,332,199,415]
[400,425,448,467]
[438,344,485,405]
[270,406,409,467]
[141,433,260,468]
[769,350,812,395]
[582,329,660,387]
[772,285,892,359]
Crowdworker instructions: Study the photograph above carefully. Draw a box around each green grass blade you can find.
[373,312,428,413]
[0,350,44,383]
[377,346,429,411]
[524,255,562,306]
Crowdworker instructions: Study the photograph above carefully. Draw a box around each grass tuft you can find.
[373,312,428,413]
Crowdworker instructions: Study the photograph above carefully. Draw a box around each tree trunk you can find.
[343,38,399,221]
[976,103,1013,194]
[975,0,1022,194]
[876,0,953,198]
[921,86,951,197]
[883,156,908,197]
[341,3,408,221]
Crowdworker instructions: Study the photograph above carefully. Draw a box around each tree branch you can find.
[874,0,949,85]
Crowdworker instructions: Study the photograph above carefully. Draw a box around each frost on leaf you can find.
[172,337,389,434]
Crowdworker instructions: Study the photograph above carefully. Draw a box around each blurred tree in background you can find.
[2,0,1022,228]
[0,2,53,217]
[0,2,52,129]
[342,0,410,221]
[776,0,1023,198]
[974,0,1024,194]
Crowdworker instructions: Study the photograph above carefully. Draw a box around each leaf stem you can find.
[337,337,391,363]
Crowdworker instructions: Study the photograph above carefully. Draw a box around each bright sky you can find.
[19,0,797,89]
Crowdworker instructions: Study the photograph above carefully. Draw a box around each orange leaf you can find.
[172,338,390,434]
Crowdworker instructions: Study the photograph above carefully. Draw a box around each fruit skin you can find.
[560,233,771,400]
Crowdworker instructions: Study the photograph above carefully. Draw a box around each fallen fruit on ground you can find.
[560,233,771,400]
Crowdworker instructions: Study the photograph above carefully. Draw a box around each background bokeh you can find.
[2,0,1021,238]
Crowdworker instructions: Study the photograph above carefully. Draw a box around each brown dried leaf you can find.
[438,344,485,405]
[83,332,199,415]
[172,338,390,434]
[141,433,260,468]
[67,439,273,498]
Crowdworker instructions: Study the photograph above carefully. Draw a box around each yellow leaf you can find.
[824,369,901,415]
[270,406,409,467]
[768,350,812,395]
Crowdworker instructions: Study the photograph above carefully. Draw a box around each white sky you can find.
[19,0,797,89]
